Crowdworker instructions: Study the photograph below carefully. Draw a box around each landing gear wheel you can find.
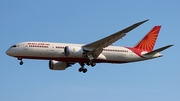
[78,67,83,72]
[20,61,23,65]
[89,61,96,67]
[86,62,90,66]
[82,68,87,73]
[90,62,96,67]
[78,67,87,73]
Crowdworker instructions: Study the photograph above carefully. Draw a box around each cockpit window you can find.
[10,45,17,48]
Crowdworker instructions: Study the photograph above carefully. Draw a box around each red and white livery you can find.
[6,20,173,73]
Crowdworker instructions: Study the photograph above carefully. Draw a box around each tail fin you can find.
[134,26,161,52]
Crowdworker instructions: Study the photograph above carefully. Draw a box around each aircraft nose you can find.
[6,49,11,56]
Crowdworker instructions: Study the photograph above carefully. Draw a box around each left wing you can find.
[83,19,149,58]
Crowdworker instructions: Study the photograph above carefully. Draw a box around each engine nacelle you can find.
[64,46,84,57]
[49,60,69,70]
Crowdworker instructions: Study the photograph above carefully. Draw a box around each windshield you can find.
[10,45,17,48]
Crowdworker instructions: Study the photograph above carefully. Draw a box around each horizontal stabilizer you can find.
[143,44,173,56]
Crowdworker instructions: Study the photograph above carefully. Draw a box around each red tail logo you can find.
[134,26,161,52]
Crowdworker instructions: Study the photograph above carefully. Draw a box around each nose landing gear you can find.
[20,61,23,65]
[18,57,23,65]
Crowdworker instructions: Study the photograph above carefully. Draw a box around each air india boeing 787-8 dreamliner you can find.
[6,20,173,73]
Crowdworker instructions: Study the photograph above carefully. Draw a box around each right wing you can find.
[83,19,149,58]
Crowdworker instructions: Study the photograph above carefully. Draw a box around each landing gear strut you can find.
[85,54,96,67]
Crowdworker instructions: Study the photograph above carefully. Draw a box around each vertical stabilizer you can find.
[134,26,161,52]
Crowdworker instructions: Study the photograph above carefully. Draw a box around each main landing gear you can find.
[88,60,96,67]
[78,61,96,73]
[78,67,87,73]
[78,63,87,73]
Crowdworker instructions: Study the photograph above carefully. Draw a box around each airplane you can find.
[6,19,173,73]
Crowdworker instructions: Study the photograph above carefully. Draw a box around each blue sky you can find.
[1,0,180,101]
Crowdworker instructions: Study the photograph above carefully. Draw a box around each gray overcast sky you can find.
[1,0,179,101]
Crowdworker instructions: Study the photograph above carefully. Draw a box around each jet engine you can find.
[64,46,84,57]
[49,60,70,70]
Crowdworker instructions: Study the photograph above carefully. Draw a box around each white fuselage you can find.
[6,42,161,64]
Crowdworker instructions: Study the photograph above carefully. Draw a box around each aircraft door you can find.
[23,43,28,50]
[47,45,55,56]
